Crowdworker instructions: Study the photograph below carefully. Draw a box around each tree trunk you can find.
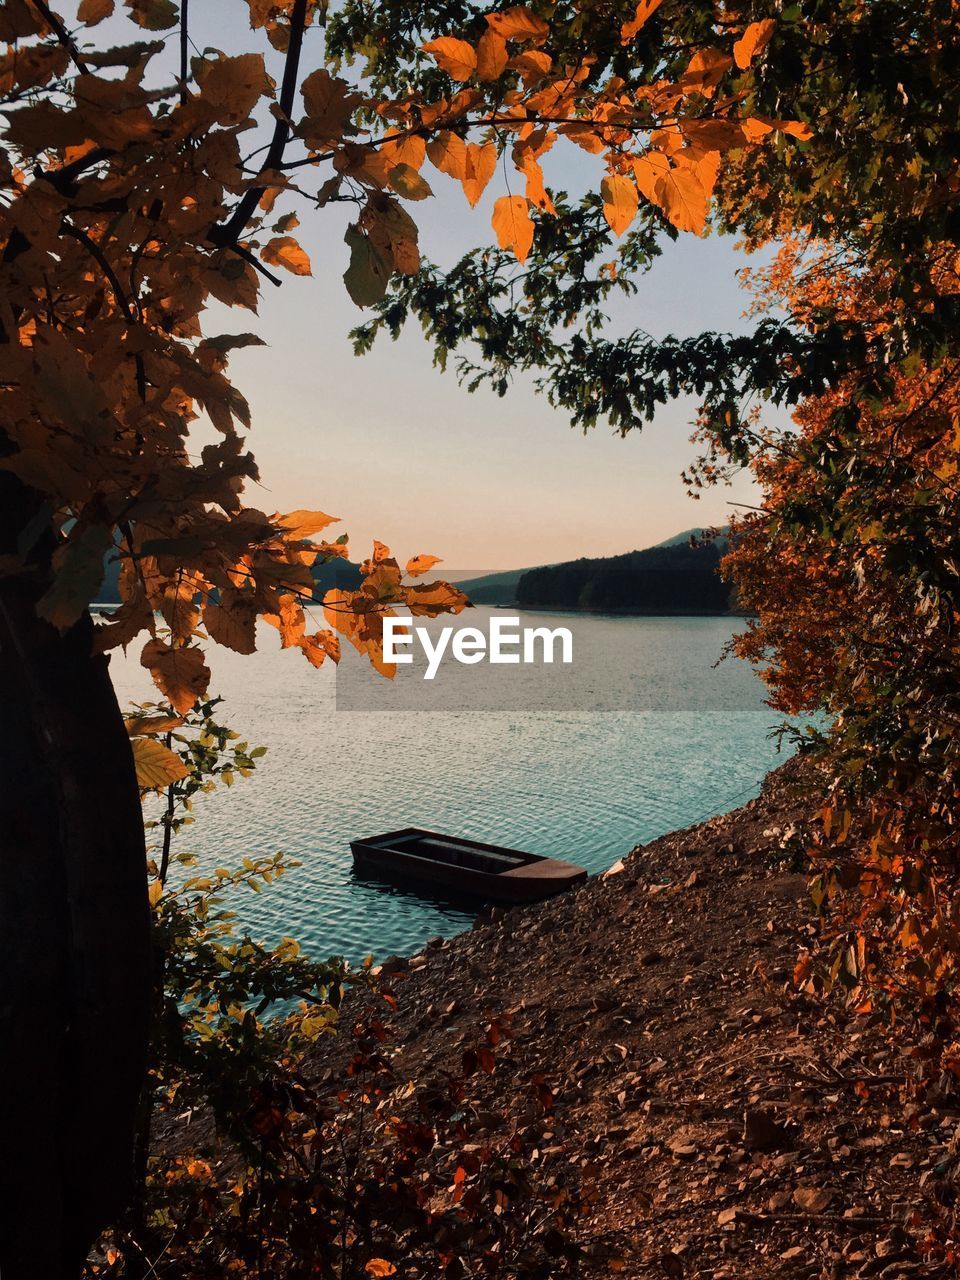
[0,472,151,1278]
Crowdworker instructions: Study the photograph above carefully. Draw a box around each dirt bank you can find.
[322,763,955,1278]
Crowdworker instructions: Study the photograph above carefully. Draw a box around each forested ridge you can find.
[515,539,732,613]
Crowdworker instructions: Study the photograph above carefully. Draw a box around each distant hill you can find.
[516,540,732,615]
[457,529,733,614]
[454,566,544,605]
[651,526,727,549]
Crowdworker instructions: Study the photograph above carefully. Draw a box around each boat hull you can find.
[350,827,587,904]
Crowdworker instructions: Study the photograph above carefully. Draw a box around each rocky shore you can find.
[317,763,954,1278]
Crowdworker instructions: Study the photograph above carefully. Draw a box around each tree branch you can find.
[208,0,310,249]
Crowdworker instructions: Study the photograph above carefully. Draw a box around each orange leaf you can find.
[78,0,114,23]
[600,174,638,236]
[520,156,553,213]
[203,589,259,655]
[406,554,442,578]
[263,593,306,648]
[198,53,269,125]
[140,640,211,715]
[632,151,670,204]
[422,37,477,81]
[476,30,509,81]
[492,194,534,263]
[508,50,552,85]
[774,118,814,141]
[620,0,662,43]
[405,580,470,617]
[740,117,774,142]
[365,1263,397,1278]
[486,6,549,41]
[680,48,732,99]
[381,133,426,171]
[427,131,468,180]
[299,629,340,668]
[261,236,311,276]
[654,165,709,234]
[733,19,776,70]
[462,141,497,206]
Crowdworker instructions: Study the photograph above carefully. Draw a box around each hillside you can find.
[456,531,732,614]
[517,539,732,614]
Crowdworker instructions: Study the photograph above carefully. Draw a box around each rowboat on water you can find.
[350,827,588,904]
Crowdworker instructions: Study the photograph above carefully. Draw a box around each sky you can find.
[90,2,776,571]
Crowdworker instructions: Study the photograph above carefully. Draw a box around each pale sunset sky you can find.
[101,2,773,570]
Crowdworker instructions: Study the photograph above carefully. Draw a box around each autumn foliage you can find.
[0,0,812,710]
[723,242,960,1063]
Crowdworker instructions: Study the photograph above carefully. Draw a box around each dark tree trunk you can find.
[0,472,151,1278]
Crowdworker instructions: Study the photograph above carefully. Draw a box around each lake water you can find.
[108,609,789,964]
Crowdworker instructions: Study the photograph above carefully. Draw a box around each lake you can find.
[107,608,789,964]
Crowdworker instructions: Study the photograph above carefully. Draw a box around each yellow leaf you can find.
[406,554,442,578]
[654,165,709,234]
[132,737,190,791]
[492,194,534,263]
[600,174,639,236]
[462,141,497,206]
[476,30,509,81]
[276,509,338,539]
[388,163,433,201]
[733,19,776,70]
[620,0,662,43]
[148,879,164,907]
[485,6,549,41]
[422,37,477,81]
[37,525,113,631]
[261,236,312,276]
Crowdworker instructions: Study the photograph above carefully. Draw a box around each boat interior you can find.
[371,832,535,876]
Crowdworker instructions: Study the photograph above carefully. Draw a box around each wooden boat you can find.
[350,827,588,903]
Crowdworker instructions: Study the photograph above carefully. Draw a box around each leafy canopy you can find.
[1,0,806,709]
